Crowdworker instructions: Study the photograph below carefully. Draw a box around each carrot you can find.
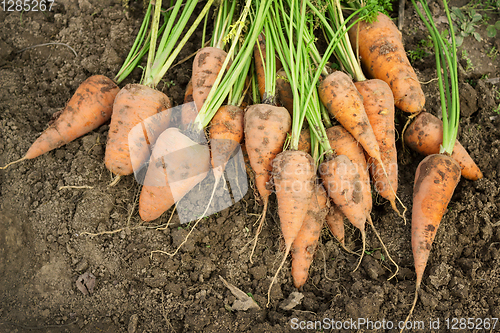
[325,203,345,246]
[209,105,244,181]
[254,34,267,102]
[325,125,372,212]
[192,47,228,113]
[180,79,198,130]
[297,128,311,154]
[254,33,283,102]
[291,184,329,289]
[320,154,368,270]
[138,128,210,221]
[319,71,382,164]
[184,79,194,103]
[245,104,291,262]
[276,68,293,116]
[323,129,399,273]
[103,0,214,184]
[355,79,400,212]
[1,75,119,170]
[316,2,403,216]
[348,12,425,113]
[401,154,461,327]
[404,111,483,181]
[267,150,315,304]
[401,1,463,328]
[104,84,171,179]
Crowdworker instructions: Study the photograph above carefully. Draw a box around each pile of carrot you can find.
[1,0,485,317]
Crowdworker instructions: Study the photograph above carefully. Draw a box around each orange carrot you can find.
[291,184,329,289]
[254,34,283,102]
[319,71,382,164]
[138,128,210,221]
[267,150,315,304]
[192,47,228,113]
[325,125,372,212]
[209,105,244,181]
[184,79,194,104]
[104,84,171,179]
[404,111,483,180]
[321,134,399,273]
[180,79,197,130]
[355,79,399,212]
[320,154,368,269]
[297,128,311,154]
[325,203,345,246]
[1,75,119,170]
[244,104,290,203]
[245,104,291,262]
[348,12,425,113]
[254,34,267,102]
[402,154,461,325]
[276,68,293,117]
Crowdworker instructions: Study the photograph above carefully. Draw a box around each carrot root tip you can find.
[166,180,219,257]
[392,196,408,225]
[108,175,122,187]
[400,285,420,333]
[353,230,366,273]
[367,216,400,280]
[267,244,290,307]
[249,199,268,264]
[0,156,27,170]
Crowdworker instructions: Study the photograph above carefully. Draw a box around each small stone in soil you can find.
[76,271,96,295]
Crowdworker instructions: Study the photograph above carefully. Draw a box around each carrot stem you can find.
[194,0,273,129]
[115,1,155,84]
[411,0,459,154]
[142,0,215,88]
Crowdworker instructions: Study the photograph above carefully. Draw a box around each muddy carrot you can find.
[404,111,482,180]
[1,75,119,170]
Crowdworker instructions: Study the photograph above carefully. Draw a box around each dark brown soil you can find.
[1,1,500,332]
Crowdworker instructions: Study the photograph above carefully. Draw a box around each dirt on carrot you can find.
[404,111,483,180]
[291,184,329,289]
[104,84,171,178]
[1,75,119,169]
[348,12,425,113]
[192,47,228,113]
[355,79,399,212]
[319,71,382,164]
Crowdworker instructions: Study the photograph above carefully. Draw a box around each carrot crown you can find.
[269,0,367,162]
[324,0,367,82]
[193,0,273,130]
[412,0,459,154]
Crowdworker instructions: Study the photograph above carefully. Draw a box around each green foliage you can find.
[495,89,500,114]
[450,0,500,46]
[486,21,500,38]
[358,0,393,22]
[407,36,432,62]
[450,7,483,46]
[461,49,474,72]
[487,46,498,61]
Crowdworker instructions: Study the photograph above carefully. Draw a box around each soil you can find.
[1,1,500,332]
